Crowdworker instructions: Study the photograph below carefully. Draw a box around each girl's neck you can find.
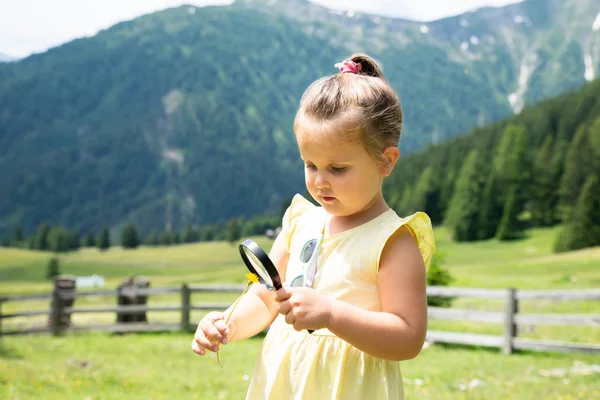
[324,193,390,237]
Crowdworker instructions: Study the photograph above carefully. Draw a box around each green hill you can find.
[1,0,600,237]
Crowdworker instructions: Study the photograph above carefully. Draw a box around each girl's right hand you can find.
[191,311,230,356]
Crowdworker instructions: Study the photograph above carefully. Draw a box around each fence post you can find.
[503,287,518,355]
[0,299,3,340]
[181,284,190,332]
[51,290,63,337]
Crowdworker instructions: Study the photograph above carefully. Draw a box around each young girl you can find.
[192,53,435,400]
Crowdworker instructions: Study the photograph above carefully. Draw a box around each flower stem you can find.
[216,281,252,367]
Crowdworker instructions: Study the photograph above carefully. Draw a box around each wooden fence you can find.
[1,285,599,355]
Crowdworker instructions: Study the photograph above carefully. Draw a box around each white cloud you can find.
[0,0,523,58]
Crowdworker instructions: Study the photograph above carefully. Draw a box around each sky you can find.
[0,0,523,58]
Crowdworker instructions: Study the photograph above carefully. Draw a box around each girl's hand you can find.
[191,311,230,356]
[275,286,333,331]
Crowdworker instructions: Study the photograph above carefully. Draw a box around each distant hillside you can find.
[1,0,600,237]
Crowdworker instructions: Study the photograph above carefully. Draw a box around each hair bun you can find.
[349,53,386,80]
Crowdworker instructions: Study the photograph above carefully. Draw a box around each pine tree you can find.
[557,125,594,222]
[477,172,503,240]
[161,231,173,245]
[14,227,24,244]
[183,223,197,243]
[85,231,96,247]
[68,231,80,250]
[530,136,562,226]
[121,223,139,249]
[98,227,110,251]
[444,150,483,242]
[48,226,70,253]
[226,217,242,244]
[46,257,60,280]
[554,175,600,252]
[496,185,525,240]
[36,222,51,251]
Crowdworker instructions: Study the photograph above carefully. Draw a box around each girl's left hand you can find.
[275,286,333,331]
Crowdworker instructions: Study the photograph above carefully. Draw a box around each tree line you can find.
[1,211,285,253]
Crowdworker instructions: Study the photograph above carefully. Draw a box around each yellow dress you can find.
[245,194,435,400]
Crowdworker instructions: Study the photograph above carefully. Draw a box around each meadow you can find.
[1,226,599,399]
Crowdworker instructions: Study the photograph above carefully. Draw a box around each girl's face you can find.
[297,129,389,218]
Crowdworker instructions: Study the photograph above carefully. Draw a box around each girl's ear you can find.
[380,147,400,176]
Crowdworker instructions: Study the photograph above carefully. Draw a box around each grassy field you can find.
[1,225,599,399]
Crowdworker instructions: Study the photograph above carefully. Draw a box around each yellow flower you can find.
[245,272,259,284]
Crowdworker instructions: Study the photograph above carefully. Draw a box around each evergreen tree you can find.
[46,257,60,280]
[85,231,96,247]
[226,217,242,244]
[554,175,600,252]
[36,222,51,251]
[557,124,594,221]
[590,116,600,171]
[496,185,525,240]
[121,223,139,249]
[530,136,561,226]
[444,150,483,241]
[48,226,71,253]
[145,231,159,246]
[98,227,110,251]
[160,231,173,245]
[477,172,503,240]
[14,227,24,244]
[69,231,81,250]
[183,223,197,243]
[496,125,529,240]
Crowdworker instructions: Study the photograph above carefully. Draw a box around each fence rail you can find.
[1,284,598,355]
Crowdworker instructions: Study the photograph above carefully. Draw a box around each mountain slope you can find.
[1,0,599,237]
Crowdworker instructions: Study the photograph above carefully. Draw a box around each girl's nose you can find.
[314,172,329,189]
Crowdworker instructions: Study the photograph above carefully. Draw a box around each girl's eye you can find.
[331,166,347,173]
[305,164,317,170]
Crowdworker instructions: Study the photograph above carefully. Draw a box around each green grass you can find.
[1,333,598,399]
[1,226,599,399]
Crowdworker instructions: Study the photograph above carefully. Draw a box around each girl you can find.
[192,53,435,400]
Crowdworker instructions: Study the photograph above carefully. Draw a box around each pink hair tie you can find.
[334,59,362,74]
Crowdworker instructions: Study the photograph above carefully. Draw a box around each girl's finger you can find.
[275,286,291,303]
[202,322,227,347]
[277,300,291,316]
[213,319,230,341]
[284,310,295,326]
[191,339,206,356]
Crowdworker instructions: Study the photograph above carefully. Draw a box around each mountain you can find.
[1,0,600,238]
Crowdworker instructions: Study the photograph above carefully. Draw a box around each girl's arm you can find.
[326,226,428,360]
[225,232,290,342]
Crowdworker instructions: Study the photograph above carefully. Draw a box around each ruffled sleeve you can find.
[280,194,316,251]
[400,211,436,269]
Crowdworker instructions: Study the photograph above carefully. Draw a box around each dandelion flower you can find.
[246,272,259,284]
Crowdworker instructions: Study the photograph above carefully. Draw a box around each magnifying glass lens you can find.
[243,247,273,287]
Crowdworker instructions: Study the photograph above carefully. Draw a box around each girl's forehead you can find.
[297,129,368,161]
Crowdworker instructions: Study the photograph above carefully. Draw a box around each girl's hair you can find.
[294,53,403,165]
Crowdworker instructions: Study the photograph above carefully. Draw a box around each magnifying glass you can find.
[239,239,282,291]
[239,239,314,334]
